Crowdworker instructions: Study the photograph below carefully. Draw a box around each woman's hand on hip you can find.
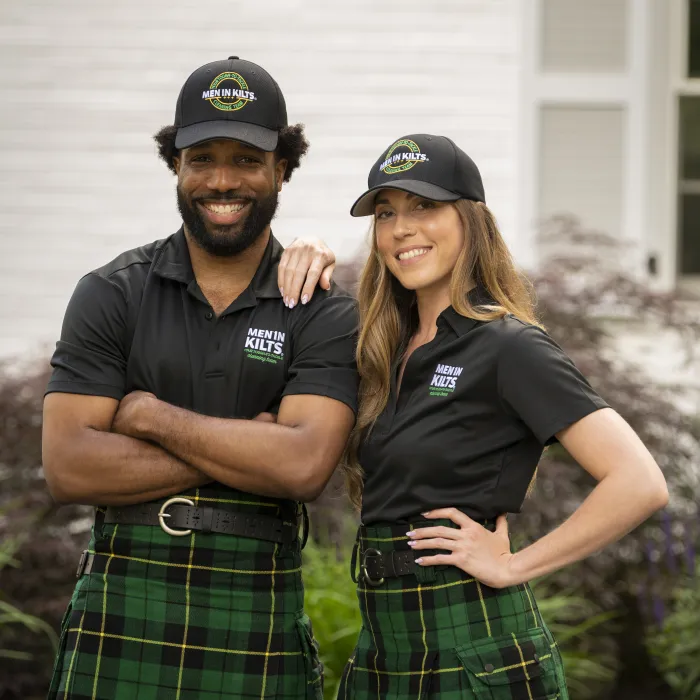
[407,508,516,589]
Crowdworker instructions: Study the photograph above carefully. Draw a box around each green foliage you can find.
[0,532,58,661]
[303,540,361,700]
[533,578,618,699]
[648,568,700,699]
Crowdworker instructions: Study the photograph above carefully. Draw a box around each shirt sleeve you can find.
[497,323,608,445]
[282,293,359,414]
[46,273,128,400]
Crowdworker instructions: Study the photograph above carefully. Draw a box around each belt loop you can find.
[350,532,360,584]
[414,561,437,584]
[410,519,436,583]
[94,507,105,534]
[75,550,89,579]
[300,503,310,550]
[200,506,214,534]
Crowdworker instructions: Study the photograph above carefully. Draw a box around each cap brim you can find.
[175,120,279,151]
[350,180,460,217]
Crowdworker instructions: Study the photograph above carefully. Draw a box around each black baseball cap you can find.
[174,56,287,152]
[350,134,485,217]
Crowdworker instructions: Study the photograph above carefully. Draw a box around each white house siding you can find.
[0,0,520,360]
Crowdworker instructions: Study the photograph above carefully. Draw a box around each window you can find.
[679,98,700,274]
[689,0,700,77]
[539,107,624,238]
[678,2,700,277]
[541,0,627,72]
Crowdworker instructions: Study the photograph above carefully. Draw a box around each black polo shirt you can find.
[47,228,358,422]
[359,297,608,525]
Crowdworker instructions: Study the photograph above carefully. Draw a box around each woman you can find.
[282,133,668,699]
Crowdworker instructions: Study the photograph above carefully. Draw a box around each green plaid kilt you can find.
[338,521,569,700]
[48,487,323,700]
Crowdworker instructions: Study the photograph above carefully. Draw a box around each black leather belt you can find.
[352,518,497,586]
[103,497,300,545]
[360,548,417,585]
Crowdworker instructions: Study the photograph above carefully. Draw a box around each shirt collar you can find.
[251,234,283,299]
[153,227,283,300]
[153,227,194,285]
[439,286,495,337]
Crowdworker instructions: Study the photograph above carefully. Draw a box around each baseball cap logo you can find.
[379,139,429,175]
[201,72,257,112]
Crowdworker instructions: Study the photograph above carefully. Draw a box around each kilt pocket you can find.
[455,628,562,700]
[295,613,324,700]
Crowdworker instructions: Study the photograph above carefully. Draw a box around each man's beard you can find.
[177,186,279,257]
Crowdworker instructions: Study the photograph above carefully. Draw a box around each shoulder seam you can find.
[496,320,531,404]
[83,269,131,305]
[105,258,153,277]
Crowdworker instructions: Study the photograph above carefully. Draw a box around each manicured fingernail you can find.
[302,294,308,305]
[289,299,295,309]
[415,558,423,565]
[279,287,284,296]
[422,512,431,516]
[405,531,415,537]
[407,541,416,547]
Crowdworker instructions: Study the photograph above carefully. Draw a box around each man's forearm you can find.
[138,401,329,501]
[44,428,210,506]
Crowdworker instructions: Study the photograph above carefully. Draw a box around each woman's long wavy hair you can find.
[343,198,542,510]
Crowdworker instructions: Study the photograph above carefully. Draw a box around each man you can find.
[43,56,357,700]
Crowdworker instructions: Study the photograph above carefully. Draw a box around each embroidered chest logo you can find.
[429,363,463,397]
[244,328,285,365]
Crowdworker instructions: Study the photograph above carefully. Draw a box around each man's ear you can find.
[173,154,181,175]
[275,158,288,191]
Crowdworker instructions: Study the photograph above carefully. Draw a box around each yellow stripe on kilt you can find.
[63,608,86,694]
[475,580,492,637]
[358,577,477,594]
[176,490,198,700]
[474,654,552,678]
[92,526,118,699]
[86,550,300,575]
[354,666,464,676]
[359,531,382,700]
[66,628,302,655]
[191,496,280,508]
[522,584,540,629]
[417,583,429,699]
[361,535,409,542]
[260,543,277,698]
[511,631,534,700]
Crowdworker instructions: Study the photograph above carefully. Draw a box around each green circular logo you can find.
[205,72,255,112]
[381,139,425,175]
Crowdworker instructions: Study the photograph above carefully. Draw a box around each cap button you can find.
[228,55,239,60]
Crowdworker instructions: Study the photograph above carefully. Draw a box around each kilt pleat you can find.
[48,488,323,700]
[339,522,569,700]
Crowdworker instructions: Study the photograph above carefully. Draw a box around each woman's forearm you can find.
[507,468,668,585]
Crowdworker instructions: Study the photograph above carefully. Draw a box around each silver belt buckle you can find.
[361,547,385,587]
[158,497,195,536]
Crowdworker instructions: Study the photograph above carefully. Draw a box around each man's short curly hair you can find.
[153,124,309,182]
